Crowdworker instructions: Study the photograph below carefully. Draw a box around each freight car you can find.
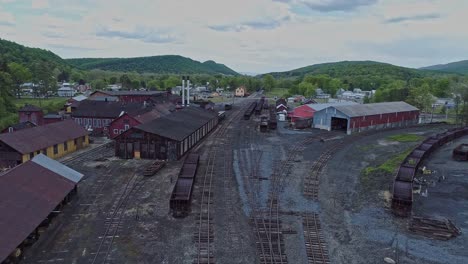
[244,102,257,120]
[453,144,468,161]
[263,99,269,109]
[392,126,468,216]
[260,115,268,132]
[268,106,277,129]
[170,153,200,217]
[255,97,265,116]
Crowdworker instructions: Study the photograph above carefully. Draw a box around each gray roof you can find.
[134,107,217,141]
[331,101,419,117]
[32,154,83,183]
[305,102,358,112]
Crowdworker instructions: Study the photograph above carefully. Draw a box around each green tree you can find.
[91,79,108,90]
[109,76,117,84]
[31,61,55,96]
[8,62,32,98]
[120,74,132,90]
[147,80,160,90]
[407,83,436,116]
[164,76,180,89]
[263,74,276,91]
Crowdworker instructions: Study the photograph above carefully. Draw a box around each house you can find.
[65,95,87,113]
[18,104,43,125]
[71,100,154,135]
[0,120,89,168]
[276,99,288,113]
[0,154,83,263]
[114,107,218,161]
[108,103,174,139]
[289,102,358,128]
[313,101,420,134]
[1,121,37,134]
[57,83,76,97]
[107,84,122,91]
[235,86,247,97]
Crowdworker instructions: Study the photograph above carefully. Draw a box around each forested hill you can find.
[420,60,468,74]
[66,55,239,75]
[265,60,447,80]
[0,38,68,69]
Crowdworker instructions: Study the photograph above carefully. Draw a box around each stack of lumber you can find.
[143,161,166,177]
[409,216,461,240]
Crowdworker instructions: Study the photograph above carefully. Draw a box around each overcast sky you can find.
[1,0,467,73]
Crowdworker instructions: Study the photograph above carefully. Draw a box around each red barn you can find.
[18,105,43,125]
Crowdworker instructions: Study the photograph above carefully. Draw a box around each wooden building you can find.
[1,121,36,134]
[235,86,247,97]
[88,90,165,103]
[18,104,43,125]
[114,107,218,161]
[0,120,89,168]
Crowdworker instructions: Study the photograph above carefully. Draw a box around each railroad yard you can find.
[15,95,468,264]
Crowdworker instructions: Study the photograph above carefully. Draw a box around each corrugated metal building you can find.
[114,107,218,160]
[0,154,83,263]
[0,120,89,168]
[313,101,419,134]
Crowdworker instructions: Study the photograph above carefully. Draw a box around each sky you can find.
[0,0,467,73]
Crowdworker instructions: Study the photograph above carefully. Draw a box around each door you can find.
[126,143,134,159]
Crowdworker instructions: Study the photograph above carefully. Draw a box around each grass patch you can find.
[387,134,424,142]
[363,148,413,176]
[264,88,288,99]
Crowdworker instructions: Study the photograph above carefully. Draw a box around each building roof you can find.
[134,104,173,123]
[305,102,358,112]
[92,90,164,97]
[71,100,152,118]
[18,104,42,112]
[5,121,37,132]
[134,107,217,141]
[72,95,87,102]
[31,154,83,183]
[331,101,419,117]
[0,120,88,154]
[0,159,78,262]
[43,113,62,119]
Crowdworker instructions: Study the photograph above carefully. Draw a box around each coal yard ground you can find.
[20,96,468,264]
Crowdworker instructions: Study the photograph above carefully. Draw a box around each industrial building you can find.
[114,107,218,160]
[88,90,166,103]
[0,120,89,168]
[0,154,83,263]
[312,101,419,134]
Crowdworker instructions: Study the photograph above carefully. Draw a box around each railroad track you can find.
[91,173,146,264]
[302,213,330,264]
[62,141,114,167]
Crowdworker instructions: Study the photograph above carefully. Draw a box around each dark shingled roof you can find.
[0,120,88,154]
[6,121,37,131]
[135,107,217,141]
[93,90,165,96]
[18,104,42,112]
[332,101,419,117]
[71,100,153,118]
[0,161,77,262]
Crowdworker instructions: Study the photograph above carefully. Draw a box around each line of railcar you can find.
[169,153,200,217]
[268,105,277,129]
[392,126,468,216]
[255,97,265,116]
[244,102,257,120]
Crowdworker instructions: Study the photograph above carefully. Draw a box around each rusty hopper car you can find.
[453,144,468,161]
[244,102,257,120]
[169,153,200,217]
[392,126,468,216]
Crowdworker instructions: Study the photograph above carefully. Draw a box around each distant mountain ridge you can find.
[263,60,450,79]
[66,55,239,75]
[420,60,468,74]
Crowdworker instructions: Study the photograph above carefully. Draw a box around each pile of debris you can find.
[143,160,166,177]
[409,216,461,240]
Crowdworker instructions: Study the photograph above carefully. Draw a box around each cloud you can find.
[296,0,378,12]
[384,13,441,24]
[96,26,178,44]
[209,16,290,32]
[31,0,49,9]
[0,7,15,26]
[43,31,65,38]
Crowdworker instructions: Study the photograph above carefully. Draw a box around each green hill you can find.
[0,38,68,69]
[420,60,468,74]
[265,60,444,79]
[66,55,239,75]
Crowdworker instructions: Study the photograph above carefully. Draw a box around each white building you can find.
[57,87,76,97]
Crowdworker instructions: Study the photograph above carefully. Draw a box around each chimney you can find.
[182,76,185,107]
[187,76,190,106]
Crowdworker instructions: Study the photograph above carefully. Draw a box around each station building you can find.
[0,120,89,168]
[312,101,419,134]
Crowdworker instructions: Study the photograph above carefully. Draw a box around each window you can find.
[8,127,13,133]
[64,141,68,151]
[124,124,130,130]
[42,149,47,155]
[119,129,124,134]
[29,153,34,159]
[114,129,118,135]
[74,139,77,145]
[53,144,58,155]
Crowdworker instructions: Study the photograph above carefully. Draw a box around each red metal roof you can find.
[290,105,315,119]
[0,161,76,262]
[0,120,88,154]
